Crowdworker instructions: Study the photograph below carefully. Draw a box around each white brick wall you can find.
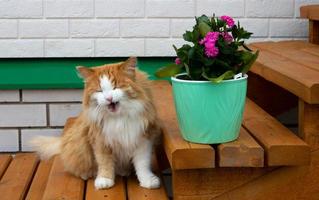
[0,89,83,151]
[0,130,19,152]
[49,103,82,126]
[0,0,316,56]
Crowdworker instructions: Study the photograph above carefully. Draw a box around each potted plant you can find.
[156,15,259,144]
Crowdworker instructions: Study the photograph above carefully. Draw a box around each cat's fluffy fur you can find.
[31,57,162,189]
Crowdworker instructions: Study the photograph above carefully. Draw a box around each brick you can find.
[246,0,294,18]
[70,20,119,38]
[22,89,83,102]
[45,39,94,57]
[0,20,18,38]
[0,104,46,127]
[196,0,245,17]
[295,0,319,17]
[121,19,169,38]
[0,129,19,152]
[0,90,20,102]
[44,0,94,18]
[20,20,68,38]
[95,0,144,18]
[21,128,63,151]
[171,19,195,37]
[0,0,42,18]
[239,19,269,37]
[270,19,308,37]
[145,38,185,56]
[95,39,144,56]
[0,40,43,58]
[49,103,82,126]
[146,0,195,17]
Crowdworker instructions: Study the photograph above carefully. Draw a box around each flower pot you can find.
[171,73,247,144]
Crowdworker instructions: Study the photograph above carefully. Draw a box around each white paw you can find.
[139,175,161,189]
[94,177,114,190]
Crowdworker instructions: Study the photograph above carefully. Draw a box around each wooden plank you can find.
[172,167,274,200]
[298,100,319,151]
[300,5,319,20]
[252,41,319,72]
[86,176,126,200]
[127,154,168,200]
[42,156,85,200]
[152,81,215,170]
[214,149,319,200]
[249,45,319,104]
[217,127,264,167]
[243,99,310,166]
[0,154,12,179]
[0,153,39,200]
[25,159,54,200]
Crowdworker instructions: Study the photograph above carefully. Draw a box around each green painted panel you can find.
[0,57,173,89]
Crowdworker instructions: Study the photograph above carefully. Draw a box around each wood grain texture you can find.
[151,81,215,170]
[243,99,310,166]
[172,167,273,200]
[0,153,39,200]
[25,159,54,200]
[252,41,319,72]
[0,154,12,179]
[41,156,85,200]
[300,5,319,20]
[213,149,319,200]
[218,127,264,167]
[299,100,319,151]
[86,176,126,200]
[250,42,319,104]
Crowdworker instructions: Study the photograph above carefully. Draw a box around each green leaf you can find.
[196,15,211,24]
[202,70,235,83]
[155,64,183,78]
[183,31,193,42]
[240,50,259,74]
[198,22,211,37]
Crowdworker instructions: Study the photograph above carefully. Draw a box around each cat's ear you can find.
[76,66,93,79]
[121,57,136,78]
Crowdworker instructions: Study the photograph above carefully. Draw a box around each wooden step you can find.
[0,153,39,200]
[25,158,54,200]
[152,81,215,170]
[217,127,264,167]
[243,99,311,166]
[0,154,12,179]
[249,42,319,104]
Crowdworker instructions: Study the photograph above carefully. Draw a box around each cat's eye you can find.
[96,89,103,93]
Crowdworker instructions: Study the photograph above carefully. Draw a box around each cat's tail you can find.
[30,136,61,160]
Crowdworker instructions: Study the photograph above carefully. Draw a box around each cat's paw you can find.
[139,175,161,189]
[94,177,114,189]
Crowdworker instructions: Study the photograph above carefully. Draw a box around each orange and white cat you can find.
[31,57,162,189]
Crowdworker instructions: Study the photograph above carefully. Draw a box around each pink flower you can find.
[221,32,233,43]
[205,45,219,58]
[199,31,220,58]
[220,15,235,27]
[175,57,181,65]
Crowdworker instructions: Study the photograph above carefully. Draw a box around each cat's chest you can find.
[102,116,145,150]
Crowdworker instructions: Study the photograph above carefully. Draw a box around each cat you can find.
[31,57,162,190]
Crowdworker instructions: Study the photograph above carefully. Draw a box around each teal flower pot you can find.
[171,73,247,144]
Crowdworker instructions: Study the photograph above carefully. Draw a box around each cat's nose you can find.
[106,96,113,102]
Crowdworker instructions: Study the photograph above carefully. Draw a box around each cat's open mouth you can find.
[108,102,119,112]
